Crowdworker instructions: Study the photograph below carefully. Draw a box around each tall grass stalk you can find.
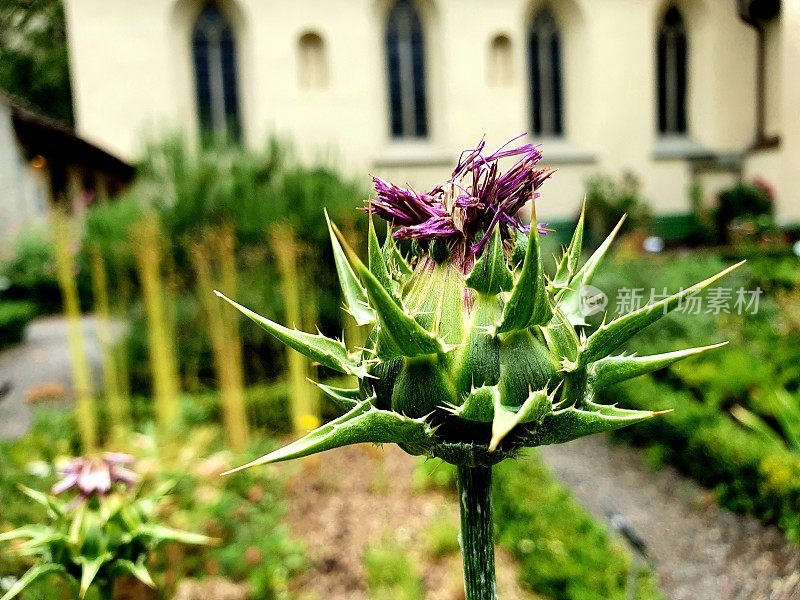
[131,217,181,435]
[52,212,97,452]
[189,228,249,450]
[89,246,130,441]
[109,250,132,406]
[270,225,319,433]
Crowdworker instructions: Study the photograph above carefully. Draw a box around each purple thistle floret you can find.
[52,452,138,498]
[369,134,554,257]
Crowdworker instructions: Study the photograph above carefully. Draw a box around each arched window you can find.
[192,2,241,142]
[488,34,513,87]
[385,0,428,138]
[298,32,328,90]
[657,6,687,135]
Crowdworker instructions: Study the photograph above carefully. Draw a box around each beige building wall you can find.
[64,0,797,222]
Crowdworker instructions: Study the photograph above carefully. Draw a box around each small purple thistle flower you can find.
[368,134,554,257]
[52,452,138,498]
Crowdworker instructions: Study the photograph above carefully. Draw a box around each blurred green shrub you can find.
[79,137,367,395]
[0,300,36,348]
[715,179,776,245]
[584,172,650,248]
[0,226,72,315]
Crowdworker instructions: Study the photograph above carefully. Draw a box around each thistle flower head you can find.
[217,136,742,472]
[52,452,138,498]
[370,135,553,259]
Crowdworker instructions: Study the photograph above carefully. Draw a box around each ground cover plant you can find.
[215,136,739,599]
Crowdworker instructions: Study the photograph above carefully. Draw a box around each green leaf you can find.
[569,215,626,291]
[490,387,553,451]
[78,554,110,598]
[134,524,216,546]
[589,343,726,389]
[368,214,400,303]
[359,262,448,358]
[17,531,69,554]
[773,389,800,453]
[68,500,87,547]
[312,380,362,411]
[556,214,626,326]
[113,558,155,588]
[573,261,744,368]
[730,405,785,447]
[18,485,64,518]
[496,206,552,332]
[215,292,367,378]
[329,218,447,359]
[540,310,580,363]
[223,400,435,472]
[325,210,375,326]
[466,227,513,295]
[523,400,663,446]
[552,201,585,287]
[0,564,67,600]
[0,524,53,543]
[444,385,500,423]
[383,226,413,279]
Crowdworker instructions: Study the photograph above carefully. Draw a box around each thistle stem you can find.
[457,464,497,600]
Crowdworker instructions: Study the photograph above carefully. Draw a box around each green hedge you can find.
[610,377,800,540]
[0,300,36,349]
[494,454,663,600]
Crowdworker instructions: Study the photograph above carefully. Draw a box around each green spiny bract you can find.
[218,140,741,472]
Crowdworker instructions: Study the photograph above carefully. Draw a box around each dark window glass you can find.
[529,10,563,137]
[657,7,688,135]
[385,0,428,138]
[192,3,241,142]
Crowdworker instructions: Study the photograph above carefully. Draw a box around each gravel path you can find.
[0,316,108,439]
[539,435,800,600]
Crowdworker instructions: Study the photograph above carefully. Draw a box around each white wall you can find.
[63,0,796,222]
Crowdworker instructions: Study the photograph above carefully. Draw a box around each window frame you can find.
[192,1,242,143]
[385,0,429,139]
[528,8,564,138]
[656,6,688,136]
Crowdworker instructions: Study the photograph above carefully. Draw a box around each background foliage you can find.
[0,0,72,124]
